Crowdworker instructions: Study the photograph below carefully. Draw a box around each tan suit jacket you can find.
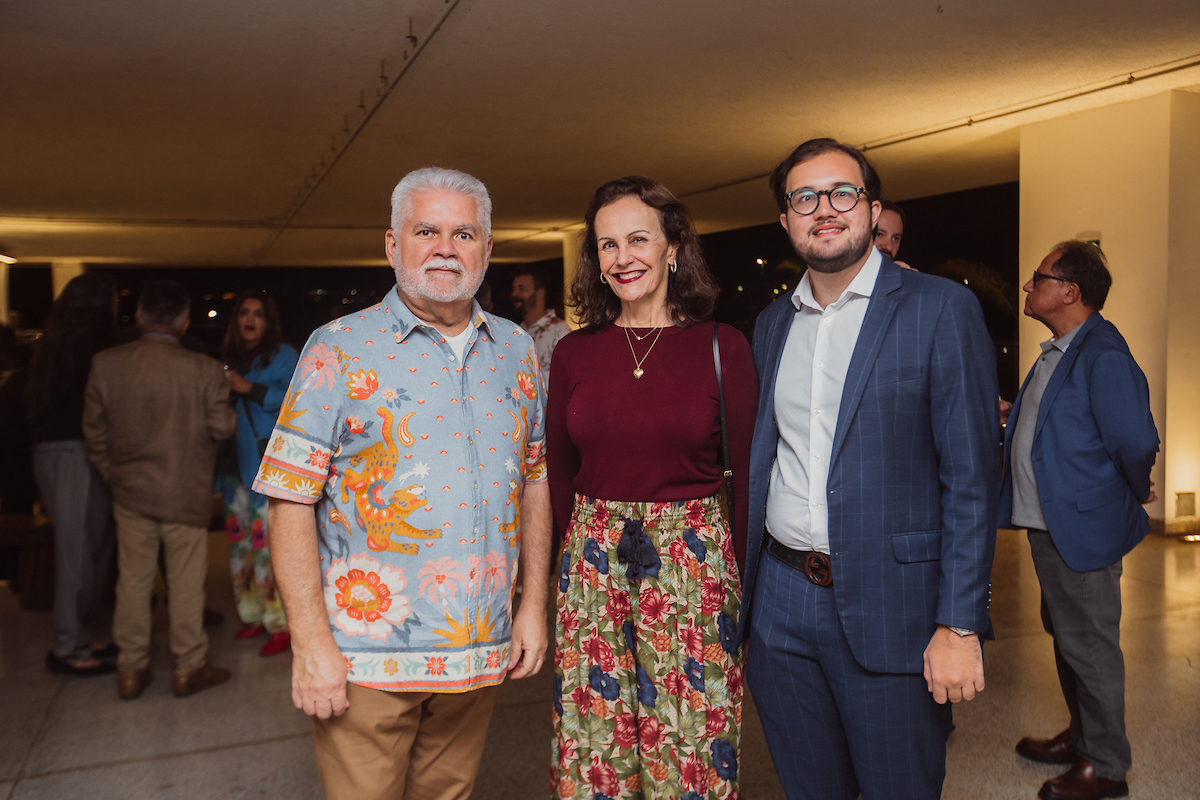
[83,334,236,527]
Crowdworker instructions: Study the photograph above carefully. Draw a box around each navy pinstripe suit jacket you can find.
[735,258,1000,674]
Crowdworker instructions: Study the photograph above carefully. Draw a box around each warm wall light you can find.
[0,254,16,264]
[1177,492,1196,518]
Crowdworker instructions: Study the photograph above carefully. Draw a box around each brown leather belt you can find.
[768,537,833,587]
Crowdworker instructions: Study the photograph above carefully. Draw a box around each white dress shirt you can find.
[766,248,882,553]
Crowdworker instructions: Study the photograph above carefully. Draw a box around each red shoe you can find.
[259,631,291,656]
[234,624,267,640]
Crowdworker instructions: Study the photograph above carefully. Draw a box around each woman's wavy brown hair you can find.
[221,289,282,370]
[569,176,719,329]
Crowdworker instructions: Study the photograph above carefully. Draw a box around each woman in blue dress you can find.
[218,290,298,656]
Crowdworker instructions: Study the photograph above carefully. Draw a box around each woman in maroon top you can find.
[548,176,756,800]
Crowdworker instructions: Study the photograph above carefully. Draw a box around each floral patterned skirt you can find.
[552,495,743,800]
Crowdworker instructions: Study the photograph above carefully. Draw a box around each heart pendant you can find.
[633,368,644,379]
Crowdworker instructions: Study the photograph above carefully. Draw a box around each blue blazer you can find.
[997,313,1158,571]
[736,259,999,674]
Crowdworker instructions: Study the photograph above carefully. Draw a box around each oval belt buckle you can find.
[804,552,833,587]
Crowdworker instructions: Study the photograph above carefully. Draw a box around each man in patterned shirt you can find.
[257,167,551,800]
[510,267,571,391]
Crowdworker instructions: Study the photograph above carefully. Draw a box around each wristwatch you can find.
[949,626,975,637]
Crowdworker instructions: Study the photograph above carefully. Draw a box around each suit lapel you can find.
[829,262,902,471]
[1032,312,1103,442]
[761,292,798,417]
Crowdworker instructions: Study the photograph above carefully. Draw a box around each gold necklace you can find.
[624,325,664,379]
[627,326,656,341]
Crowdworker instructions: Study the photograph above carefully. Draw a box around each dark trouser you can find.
[747,546,951,800]
[32,440,114,662]
[1028,529,1130,780]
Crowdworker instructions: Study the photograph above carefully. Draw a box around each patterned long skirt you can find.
[552,495,743,800]
[220,472,287,634]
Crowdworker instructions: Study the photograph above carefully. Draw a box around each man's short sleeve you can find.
[252,331,345,504]
[522,340,548,484]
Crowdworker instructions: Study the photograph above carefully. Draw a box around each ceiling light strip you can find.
[860,52,1200,151]
[672,51,1200,204]
[250,0,466,265]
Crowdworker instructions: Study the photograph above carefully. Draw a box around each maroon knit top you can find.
[546,322,758,568]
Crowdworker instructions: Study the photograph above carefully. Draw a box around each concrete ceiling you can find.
[3,0,1200,266]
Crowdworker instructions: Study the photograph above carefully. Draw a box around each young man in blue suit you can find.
[738,138,999,800]
[1000,242,1158,800]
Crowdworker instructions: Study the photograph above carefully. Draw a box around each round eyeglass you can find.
[784,184,866,216]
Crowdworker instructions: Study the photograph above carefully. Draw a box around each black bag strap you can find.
[712,323,734,528]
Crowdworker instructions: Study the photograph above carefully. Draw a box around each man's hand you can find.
[507,480,551,679]
[923,625,984,704]
[269,498,348,719]
[1144,481,1158,505]
[507,601,547,679]
[292,632,350,719]
[999,397,1014,426]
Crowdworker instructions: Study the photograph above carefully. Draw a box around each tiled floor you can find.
[2,529,1198,799]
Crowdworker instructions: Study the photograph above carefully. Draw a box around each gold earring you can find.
[599,273,608,284]
[669,261,677,273]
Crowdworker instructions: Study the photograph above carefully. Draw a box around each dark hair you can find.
[511,267,546,293]
[570,176,719,328]
[879,199,907,228]
[24,272,116,426]
[221,289,282,369]
[769,138,882,215]
[137,281,190,329]
[1050,240,1112,310]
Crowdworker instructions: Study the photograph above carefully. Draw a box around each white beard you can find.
[395,257,484,304]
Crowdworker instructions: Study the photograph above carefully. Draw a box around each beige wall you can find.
[1165,91,1200,524]
[1020,90,1200,528]
[51,260,85,298]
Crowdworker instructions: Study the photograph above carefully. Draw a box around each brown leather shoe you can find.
[1017,728,1079,765]
[118,669,152,700]
[171,663,230,697]
[1039,759,1129,800]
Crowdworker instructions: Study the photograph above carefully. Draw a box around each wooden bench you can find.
[0,513,54,611]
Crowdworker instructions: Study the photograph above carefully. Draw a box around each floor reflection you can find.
[1,529,1197,799]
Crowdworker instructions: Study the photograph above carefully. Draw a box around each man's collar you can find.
[385,286,491,342]
[140,331,181,344]
[1040,319,1085,354]
[793,247,882,312]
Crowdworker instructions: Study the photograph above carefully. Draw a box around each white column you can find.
[0,263,9,326]
[1019,90,1200,532]
[1165,92,1200,529]
[562,229,582,329]
[51,259,85,298]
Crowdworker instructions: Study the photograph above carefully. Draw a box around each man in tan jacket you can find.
[83,281,237,700]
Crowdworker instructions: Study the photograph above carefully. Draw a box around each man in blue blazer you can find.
[999,241,1157,800]
[738,138,999,800]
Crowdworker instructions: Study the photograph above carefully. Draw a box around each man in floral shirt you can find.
[257,167,550,800]
[510,267,572,391]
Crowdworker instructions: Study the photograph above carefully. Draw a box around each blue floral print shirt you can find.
[252,287,546,692]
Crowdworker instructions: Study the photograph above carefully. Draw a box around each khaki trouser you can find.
[313,682,498,800]
[112,503,208,672]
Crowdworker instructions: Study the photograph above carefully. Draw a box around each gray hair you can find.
[137,280,191,331]
[390,167,492,239]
